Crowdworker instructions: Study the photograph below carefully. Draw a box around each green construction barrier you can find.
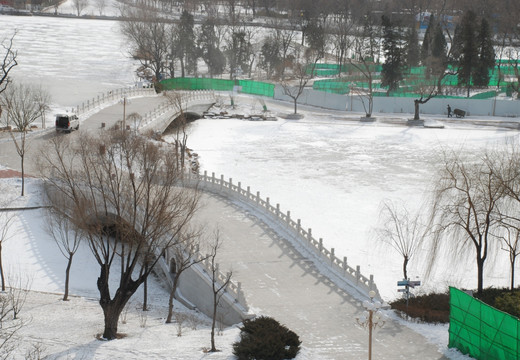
[470,91,497,99]
[449,287,520,360]
[237,80,275,97]
[160,78,274,97]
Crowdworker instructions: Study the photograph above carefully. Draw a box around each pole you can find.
[123,97,126,130]
[368,310,373,360]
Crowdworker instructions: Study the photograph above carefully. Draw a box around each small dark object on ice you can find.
[454,109,466,118]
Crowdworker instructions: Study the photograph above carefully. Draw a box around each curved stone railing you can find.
[159,241,249,315]
[184,170,381,301]
[138,90,215,133]
[71,86,156,116]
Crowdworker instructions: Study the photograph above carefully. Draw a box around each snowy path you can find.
[193,192,448,359]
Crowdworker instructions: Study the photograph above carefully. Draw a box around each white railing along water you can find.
[185,170,380,300]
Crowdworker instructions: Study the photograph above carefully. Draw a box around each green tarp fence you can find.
[160,78,275,97]
[449,287,520,360]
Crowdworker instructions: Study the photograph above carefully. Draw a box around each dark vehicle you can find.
[55,114,79,133]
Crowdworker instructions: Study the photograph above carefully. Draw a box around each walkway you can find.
[193,192,448,359]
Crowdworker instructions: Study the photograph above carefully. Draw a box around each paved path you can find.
[194,192,448,359]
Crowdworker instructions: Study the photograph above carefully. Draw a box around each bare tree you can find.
[495,222,520,291]
[429,148,504,295]
[120,7,171,85]
[2,83,50,196]
[0,292,23,359]
[376,200,429,280]
[39,130,200,340]
[164,91,189,169]
[72,0,89,16]
[94,0,107,16]
[165,229,206,324]
[0,186,14,292]
[44,191,82,301]
[281,60,315,116]
[0,31,17,97]
[209,229,232,353]
[7,271,32,320]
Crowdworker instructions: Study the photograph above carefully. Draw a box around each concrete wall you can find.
[274,86,520,117]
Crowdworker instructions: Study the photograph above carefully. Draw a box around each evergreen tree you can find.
[450,23,463,62]
[473,18,495,87]
[381,15,404,95]
[405,26,420,69]
[430,23,448,77]
[421,14,435,64]
[456,11,495,96]
[198,18,226,77]
[457,10,478,96]
[176,10,199,77]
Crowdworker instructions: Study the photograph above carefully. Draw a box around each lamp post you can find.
[356,290,386,360]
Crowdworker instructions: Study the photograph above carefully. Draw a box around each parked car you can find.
[55,114,79,133]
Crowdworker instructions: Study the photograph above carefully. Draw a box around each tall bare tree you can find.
[429,148,504,295]
[165,229,207,324]
[209,229,232,353]
[2,83,50,196]
[44,191,82,301]
[0,192,14,292]
[39,130,200,340]
[376,200,429,280]
[0,31,17,97]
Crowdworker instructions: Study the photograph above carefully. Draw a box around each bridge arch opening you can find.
[164,112,202,134]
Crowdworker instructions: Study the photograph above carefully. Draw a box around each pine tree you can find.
[457,10,478,97]
[381,15,404,94]
[421,14,435,64]
[430,23,448,77]
[405,26,420,69]
[473,18,495,87]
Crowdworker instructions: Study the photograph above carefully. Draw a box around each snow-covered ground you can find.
[0,13,517,360]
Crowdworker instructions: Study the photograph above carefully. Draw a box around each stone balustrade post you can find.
[203,170,207,182]
[297,219,301,234]
[356,265,361,285]
[266,197,270,209]
[238,182,241,194]
[256,191,260,204]
[369,275,374,290]
[330,248,335,265]
[307,229,312,243]
[247,186,250,199]
[276,204,280,217]
[343,257,348,273]
[220,175,224,190]
[319,238,323,252]
[229,178,233,192]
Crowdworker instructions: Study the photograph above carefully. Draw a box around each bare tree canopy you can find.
[39,129,200,340]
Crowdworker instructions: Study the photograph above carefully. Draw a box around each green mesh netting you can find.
[449,287,520,360]
[160,78,274,97]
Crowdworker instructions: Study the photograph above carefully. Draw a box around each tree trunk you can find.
[210,293,217,352]
[403,255,409,280]
[101,302,123,340]
[0,245,4,291]
[477,257,484,295]
[143,277,148,311]
[64,254,73,301]
[510,255,516,291]
[293,99,297,114]
[21,153,25,197]
[414,100,420,120]
[166,276,179,324]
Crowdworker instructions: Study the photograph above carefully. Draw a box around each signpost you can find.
[397,279,421,306]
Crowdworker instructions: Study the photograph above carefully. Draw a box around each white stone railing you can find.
[160,241,249,312]
[138,90,215,132]
[72,86,156,116]
[184,170,381,300]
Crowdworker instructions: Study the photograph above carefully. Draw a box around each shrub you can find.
[390,292,450,323]
[232,316,301,360]
[494,291,520,318]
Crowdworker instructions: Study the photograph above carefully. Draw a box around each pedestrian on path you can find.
[447,104,452,118]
